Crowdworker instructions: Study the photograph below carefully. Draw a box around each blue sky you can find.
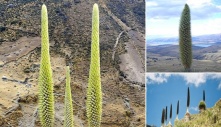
[146,73,221,126]
[146,0,221,39]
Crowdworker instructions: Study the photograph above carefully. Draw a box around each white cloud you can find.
[177,73,207,87]
[146,73,171,84]
[187,0,211,8]
[146,73,221,87]
[191,18,221,36]
[146,1,158,7]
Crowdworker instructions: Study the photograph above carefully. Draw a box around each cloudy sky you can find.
[146,73,221,126]
[146,0,221,39]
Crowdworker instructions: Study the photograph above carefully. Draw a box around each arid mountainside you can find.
[0,0,145,126]
[175,99,221,127]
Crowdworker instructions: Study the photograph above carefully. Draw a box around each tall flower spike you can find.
[38,4,54,127]
[179,4,192,71]
[165,106,167,123]
[86,3,102,127]
[170,104,172,120]
[187,87,190,108]
[161,108,165,126]
[64,66,74,127]
[203,90,205,102]
[176,100,179,120]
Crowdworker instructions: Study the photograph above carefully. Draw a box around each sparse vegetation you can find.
[175,99,221,126]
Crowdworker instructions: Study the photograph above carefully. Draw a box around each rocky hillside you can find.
[175,99,221,127]
[0,0,145,126]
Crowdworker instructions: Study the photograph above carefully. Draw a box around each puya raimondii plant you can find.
[179,4,192,72]
[86,3,102,127]
[168,104,172,125]
[176,100,179,120]
[64,66,74,127]
[199,90,206,111]
[165,106,167,125]
[38,4,54,127]
[161,108,165,127]
[186,87,190,113]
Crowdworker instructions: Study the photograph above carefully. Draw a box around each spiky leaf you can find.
[64,66,74,127]
[86,3,102,127]
[38,4,54,127]
[179,4,192,71]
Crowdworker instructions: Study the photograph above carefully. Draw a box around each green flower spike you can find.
[64,66,74,127]
[38,4,54,127]
[179,4,192,71]
[86,3,102,127]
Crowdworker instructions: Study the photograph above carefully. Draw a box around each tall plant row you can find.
[38,3,102,127]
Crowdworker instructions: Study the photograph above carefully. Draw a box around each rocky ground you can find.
[0,0,145,127]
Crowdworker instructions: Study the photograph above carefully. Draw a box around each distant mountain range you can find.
[146,34,221,47]
[146,34,221,60]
